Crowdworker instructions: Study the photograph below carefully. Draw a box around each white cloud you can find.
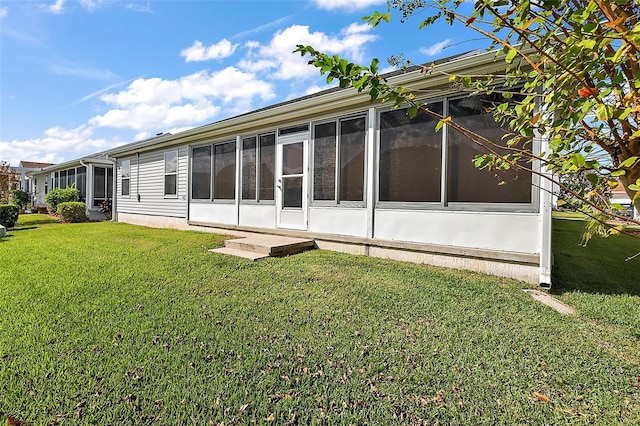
[0,7,8,18]
[43,0,66,14]
[125,2,152,13]
[419,39,452,57]
[343,23,370,35]
[80,0,99,11]
[134,131,150,141]
[312,0,386,11]
[181,39,239,62]
[239,24,377,81]
[89,67,275,131]
[0,125,116,165]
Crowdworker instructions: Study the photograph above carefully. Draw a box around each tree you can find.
[295,0,640,238]
[11,189,32,210]
[0,161,20,203]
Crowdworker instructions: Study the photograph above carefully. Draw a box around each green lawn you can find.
[0,215,639,425]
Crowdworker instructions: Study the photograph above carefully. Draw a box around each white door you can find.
[276,134,308,230]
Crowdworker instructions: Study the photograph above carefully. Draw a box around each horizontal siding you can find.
[116,147,188,218]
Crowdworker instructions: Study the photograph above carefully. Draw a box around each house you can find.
[30,154,114,220]
[15,161,54,194]
[100,49,553,286]
[611,182,640,220]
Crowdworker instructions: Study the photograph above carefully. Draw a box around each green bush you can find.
[57,202,88,223]
[11,189,31,210]
[45,187,79,213]
[0,204,20,228]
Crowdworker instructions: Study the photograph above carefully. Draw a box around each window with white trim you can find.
[190,141,236,202]
[213,141,236,200]
[379,102,443,202]
[446,94,532,203]
[378,93,533,207]
[121,159,130,197]
[312,115,366,204]
[164,150,178,196]
[242,133,275,202]
[192,146,211,200]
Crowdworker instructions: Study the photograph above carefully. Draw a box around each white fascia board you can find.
[39,157,113,174]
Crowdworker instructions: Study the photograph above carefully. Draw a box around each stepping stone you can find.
[524,289,576,315]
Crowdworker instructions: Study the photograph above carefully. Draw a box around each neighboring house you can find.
[99,49,554,286]
[16,161,54,196]
[611,182,640,220]
[30,154,114,220]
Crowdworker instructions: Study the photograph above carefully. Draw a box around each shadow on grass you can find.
[15,218,61,226]
[551,218,640,296]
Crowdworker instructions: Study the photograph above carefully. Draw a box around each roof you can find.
[18,161,54,169]
[32,152,113,175]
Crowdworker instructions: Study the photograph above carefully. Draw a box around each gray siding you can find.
[116,147,188,218]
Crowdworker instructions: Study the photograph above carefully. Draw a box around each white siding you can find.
[374,209,540,254]
[308,207,368,237]
[116,147,188,218]
[238,204,276,228]
[190,203,236,225]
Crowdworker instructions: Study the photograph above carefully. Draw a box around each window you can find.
[313,123,336,201]
[279,124,309,135]
[164,150,178,196]
[93,167,106,206]
[67,168,76,189]
[93,167,113,207]
[77,166,86,201]
[312,116,366,203]
[191,142,237,202]
[241,137,257,200]
[121,159,131,197]
[377,93,533,207]
[107,168,113,199]
[241,133,275,202]
[59,170,67,189]
[447,94,532,203]
[282,142,304,208]
[379,103,443,202]
[192,146,211,200]
[213,142,236,200]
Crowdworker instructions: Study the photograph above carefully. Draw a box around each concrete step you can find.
[224,235,315,257]
[209,247,271,261]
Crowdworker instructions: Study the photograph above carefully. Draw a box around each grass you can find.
[0,216,639,424]
[551,218,640,351]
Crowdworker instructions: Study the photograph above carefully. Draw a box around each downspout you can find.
[536,85,553,288]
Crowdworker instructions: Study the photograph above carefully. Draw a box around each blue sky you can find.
[0,0,484,166]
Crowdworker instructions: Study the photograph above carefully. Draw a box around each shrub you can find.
[45,187,79,213]
[99,199,112,220]
[11,189,31,210]
[0,204,20,228]
[57,202,88,223]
